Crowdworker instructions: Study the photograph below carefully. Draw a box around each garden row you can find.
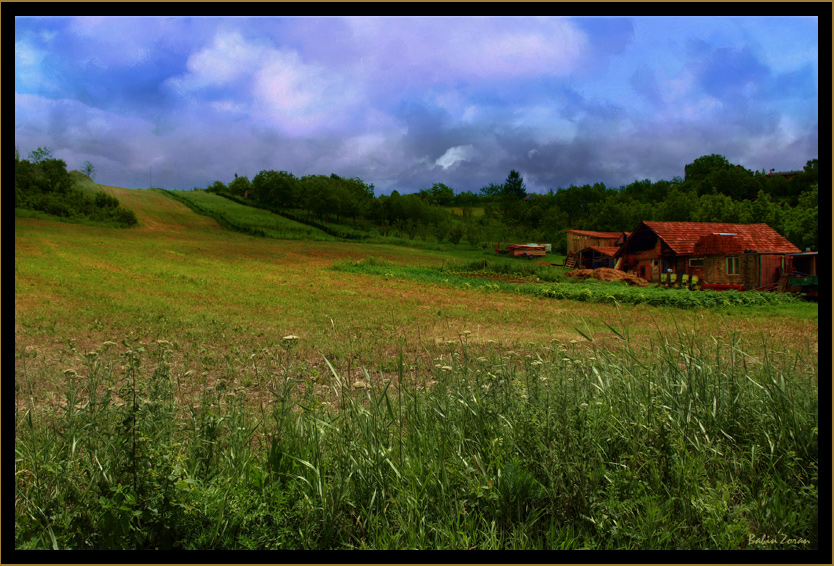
[332,257,801,309]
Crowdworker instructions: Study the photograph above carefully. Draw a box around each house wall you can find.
[701,253,759,288]
[622,239,662,280]
[759,254,785,287]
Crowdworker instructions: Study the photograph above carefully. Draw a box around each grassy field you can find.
[14,186,819,549]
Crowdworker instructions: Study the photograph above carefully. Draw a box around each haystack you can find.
[565,267,651,287]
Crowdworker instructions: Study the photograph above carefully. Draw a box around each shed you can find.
[574,246,621,269]
[615,221,800,287]
[566,230,629,256]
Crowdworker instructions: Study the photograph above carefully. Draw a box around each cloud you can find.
[14,16,818,194]
[435,144,478,170]
[179,30,264,88]
[345,16,587,88]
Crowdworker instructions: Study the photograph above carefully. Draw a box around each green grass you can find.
[445,206,486,217]
[15,185,818,549]
[331,256,807,311]
[68,170,103,197]
[15,324,818,549]
[161,189,337,240]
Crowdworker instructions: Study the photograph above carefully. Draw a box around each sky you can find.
[15,16,819,195]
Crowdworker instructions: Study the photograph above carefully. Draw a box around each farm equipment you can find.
[788,274,818,298]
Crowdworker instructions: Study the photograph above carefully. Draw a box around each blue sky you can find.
[15,16,818,195]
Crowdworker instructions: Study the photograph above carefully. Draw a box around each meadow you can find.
[14,186,819,550]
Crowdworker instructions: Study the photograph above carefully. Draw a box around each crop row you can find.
[333,258,801,309]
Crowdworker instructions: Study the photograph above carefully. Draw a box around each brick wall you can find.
[701,253,758,288]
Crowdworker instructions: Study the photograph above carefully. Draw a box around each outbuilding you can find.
[566,230,628,256]
[573,245,621,269]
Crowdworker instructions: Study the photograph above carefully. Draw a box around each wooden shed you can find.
[566,230,628,256]
[574,246,621,269]
[615,221,800,288]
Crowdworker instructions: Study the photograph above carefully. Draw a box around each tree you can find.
[465,223,483,247]
[28,146,54,163]
[479,182,503,200]
[82,161,97,180]
[423,183,455,206]
[448,223,464,245]
[207,180,227,193]
[502,170,527,199]
[657,188,696,222]
[684,154,731,182]
[228,174,251,197]
[252,170,299,207]
[498,170,527,222]
[779,184,817,251]
[708,166,761,201]
[739,190,781,227]
[691,192,741,223]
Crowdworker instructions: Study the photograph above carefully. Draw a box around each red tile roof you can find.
[640,221,800,254]
[585,246,622,257]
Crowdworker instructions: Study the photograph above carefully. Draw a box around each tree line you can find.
[478,155,818,253]
[204,153,818,252]
[15,147,138,227]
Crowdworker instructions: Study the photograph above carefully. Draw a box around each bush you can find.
[15,154,137,227]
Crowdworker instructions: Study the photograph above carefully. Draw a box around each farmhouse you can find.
[614,221,800,289]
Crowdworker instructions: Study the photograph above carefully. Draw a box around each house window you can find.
[689,258,704,267]
[726,256,740,275]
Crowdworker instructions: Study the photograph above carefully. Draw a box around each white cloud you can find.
[166,29,362,135]
[345,17,587,84]
[253,48,361,135]
[66,16,154,67]
[435,144,478,169]
[210,99,247,115]
[185,30,263,87]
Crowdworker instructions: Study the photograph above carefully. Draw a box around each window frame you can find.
[726,256,740,275]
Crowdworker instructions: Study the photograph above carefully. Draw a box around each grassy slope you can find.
[14,185,819,550]
[161,190,338,240]
[16,185,818,358]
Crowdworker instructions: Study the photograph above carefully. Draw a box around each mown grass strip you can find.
[159,189,335,241]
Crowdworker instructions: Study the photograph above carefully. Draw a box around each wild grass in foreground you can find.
[15,324,817,550]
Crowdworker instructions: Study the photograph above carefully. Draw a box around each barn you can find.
[566,230,628,256]
[565,230,628,268]
[614,221,800,289]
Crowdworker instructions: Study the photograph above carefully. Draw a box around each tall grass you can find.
[15,322,817,549]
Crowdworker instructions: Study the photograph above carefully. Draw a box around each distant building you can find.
[766,169,801,182]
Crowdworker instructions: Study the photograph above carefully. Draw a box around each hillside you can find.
[15,182,819,551]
